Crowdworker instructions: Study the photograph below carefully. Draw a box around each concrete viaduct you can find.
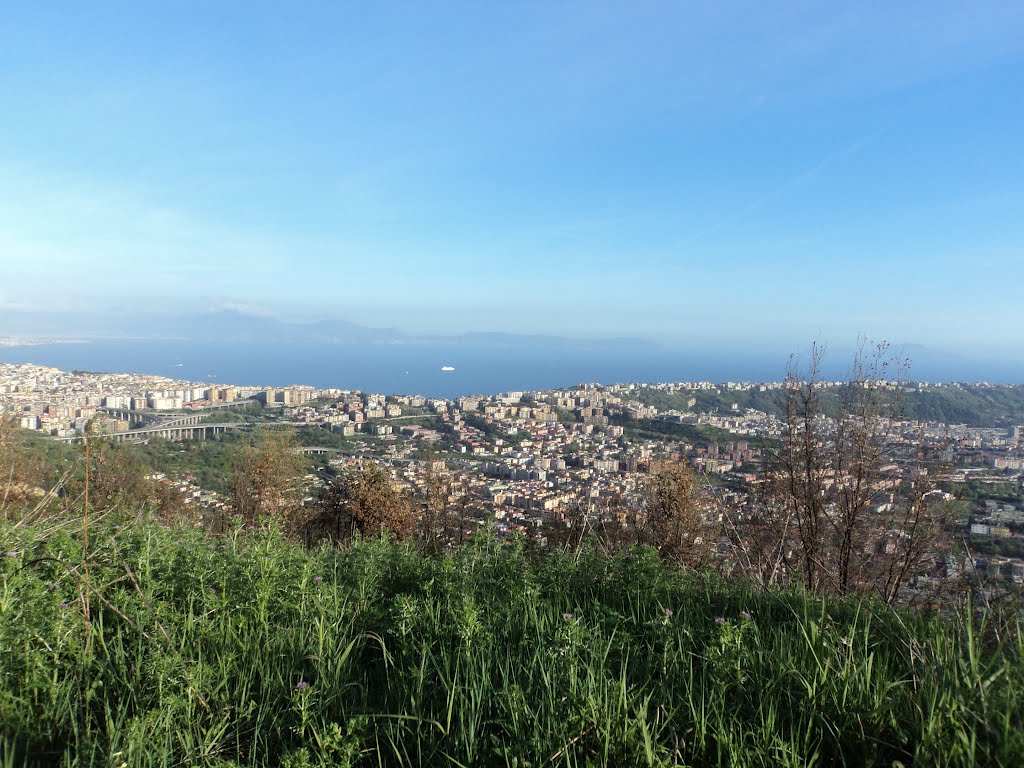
[99,397,256,426]
[57,421,249,444]
[298,446,414,466]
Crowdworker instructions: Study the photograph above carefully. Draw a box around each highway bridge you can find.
[298,446,414,466]
[99,397,257,426]
[57,421,250,444]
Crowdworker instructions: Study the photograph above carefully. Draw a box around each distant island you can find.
[0,307,652,350]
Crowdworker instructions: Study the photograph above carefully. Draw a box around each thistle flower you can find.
[562,612,574,621]
[295,680,309,691]
[313,576,323,584]
[715,616,726,625]
[740,610,752,620]
[664,608,674,617]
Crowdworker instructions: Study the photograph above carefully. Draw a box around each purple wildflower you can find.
[295,681,309,691]
[313,576,323,584]
[715,616,726,625]
[562,612,574,621]
[740,610,752,620]
[59,602,70,610]
[664,608,674,617]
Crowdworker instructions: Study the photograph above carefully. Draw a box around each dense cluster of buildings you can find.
[3,362,1023,590]
[0,363,316,436]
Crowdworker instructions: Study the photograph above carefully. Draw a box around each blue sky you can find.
[1,2,1023,354]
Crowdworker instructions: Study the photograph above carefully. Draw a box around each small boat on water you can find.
[441,365,455,372]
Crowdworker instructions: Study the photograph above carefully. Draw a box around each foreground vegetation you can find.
[2,518,1022,767]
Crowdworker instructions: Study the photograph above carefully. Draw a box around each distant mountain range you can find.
[0,307,652,350]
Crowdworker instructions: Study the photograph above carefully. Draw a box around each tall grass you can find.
[1,518,1021,766]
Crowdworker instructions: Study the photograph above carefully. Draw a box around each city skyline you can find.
[2,3,1023,357]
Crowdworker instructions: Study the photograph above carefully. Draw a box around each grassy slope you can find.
[1,520,1021,767]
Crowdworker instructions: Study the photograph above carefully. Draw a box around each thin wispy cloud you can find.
[688,132,882,242]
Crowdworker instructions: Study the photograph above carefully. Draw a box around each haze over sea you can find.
[2,340,1022,399]
[4,5,1024,402]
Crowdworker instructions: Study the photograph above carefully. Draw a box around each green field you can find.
[2,519,1021,767]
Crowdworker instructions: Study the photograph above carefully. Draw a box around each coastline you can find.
[0,337,89,348]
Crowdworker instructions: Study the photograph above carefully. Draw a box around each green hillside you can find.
[628,384,1024,427]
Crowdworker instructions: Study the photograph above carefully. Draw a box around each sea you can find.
[1,340,1021,398]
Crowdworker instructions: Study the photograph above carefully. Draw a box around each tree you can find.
[303,460,413,545]
[749,341,945,603]
[230,427,306,527]
[641,460,714,568]
[71,429,149,513]
[0,405,47,518]
[415,457,457,554]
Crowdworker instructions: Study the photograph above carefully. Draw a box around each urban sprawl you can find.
[3,362,1023,595]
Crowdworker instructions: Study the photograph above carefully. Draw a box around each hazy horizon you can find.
[3,330,1023,392]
